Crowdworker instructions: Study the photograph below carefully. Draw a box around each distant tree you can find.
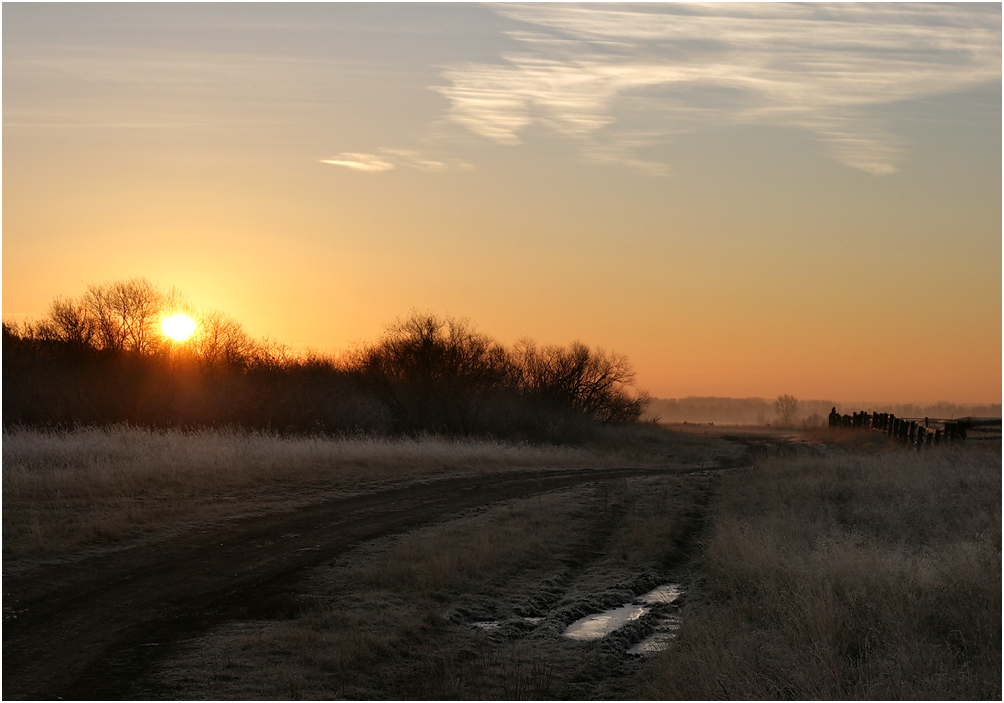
[775,394,799,426]
[193,311,255,368]
[513,340,648,423]
[44,298,97,348]
[8,279,653,440]
[357,312,511,433]
[250,336,296,372]
[803,413,825,428]
[82,278,164,353]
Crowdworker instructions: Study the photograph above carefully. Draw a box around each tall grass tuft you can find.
[646,444,1001,700]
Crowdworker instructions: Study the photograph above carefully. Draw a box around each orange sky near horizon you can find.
[3,4,1001,405]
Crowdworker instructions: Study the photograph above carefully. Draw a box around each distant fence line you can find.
[828,408,1002,447]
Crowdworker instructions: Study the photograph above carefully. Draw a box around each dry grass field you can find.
[644,441,1001,700]
[4,423,998,699]
[142,436,999,700]
[5,424,706,557]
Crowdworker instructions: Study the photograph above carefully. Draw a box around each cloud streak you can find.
[320,153,395,172]
[320,148,472,173]
[434,3,1001,174]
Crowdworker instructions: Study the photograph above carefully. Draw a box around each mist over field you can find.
[644,396,1003,426]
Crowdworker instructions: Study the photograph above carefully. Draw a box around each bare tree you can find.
[112,278,162,353]
[513,339,648,423]
[45,298,97,348]
[775,394,799,427]
[193,311,255,367]
[358,312,511,432]
[82,278,164,353]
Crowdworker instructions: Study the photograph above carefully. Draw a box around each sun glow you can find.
[162,313,197,342]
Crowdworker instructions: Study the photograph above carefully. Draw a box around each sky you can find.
[3,2,1001,404]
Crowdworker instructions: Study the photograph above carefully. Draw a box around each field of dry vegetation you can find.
[4,424,999,700]
[2,423,687,557]
[646,439,1001,700]
[144,468,713,699]
[2,422,736,558]
[134,434,1001,700]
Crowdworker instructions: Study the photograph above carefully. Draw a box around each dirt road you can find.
[3,465,711,700]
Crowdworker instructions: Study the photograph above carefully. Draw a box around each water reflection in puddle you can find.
[628,614,681,654]
[563,583,683,651]
[639,584,682,604]
[563,603,649,640]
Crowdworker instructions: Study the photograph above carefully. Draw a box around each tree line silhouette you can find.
[3,278,648,441]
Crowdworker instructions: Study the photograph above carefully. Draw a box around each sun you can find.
[161,313,197,342]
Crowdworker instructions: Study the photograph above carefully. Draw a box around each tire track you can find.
[3,465,708,700]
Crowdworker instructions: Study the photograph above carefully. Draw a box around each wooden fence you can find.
[827,408,1002,447]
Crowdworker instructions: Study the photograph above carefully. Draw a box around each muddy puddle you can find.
[564,603,649,640]
[562,583,683,654]
[638,583,682,604]
[469,582,684,654]
[627,614,681,654]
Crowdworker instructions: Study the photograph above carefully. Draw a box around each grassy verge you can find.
[645,443,1001,700]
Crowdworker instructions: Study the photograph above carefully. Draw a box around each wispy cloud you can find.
[320,148,472,173]
[434,3,1001,174]
[320,153,395,172]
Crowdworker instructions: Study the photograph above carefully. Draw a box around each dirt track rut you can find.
[3,465,706,700]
